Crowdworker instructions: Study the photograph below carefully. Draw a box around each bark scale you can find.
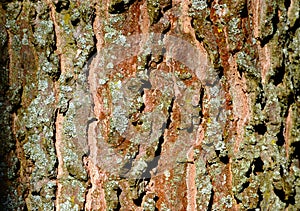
[0,0,299,210]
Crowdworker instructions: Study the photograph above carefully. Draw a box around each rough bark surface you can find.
[0,0,299,210]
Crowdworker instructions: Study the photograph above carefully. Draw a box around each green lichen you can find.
[258,1,277,42]
[175,70,192,80]
[62,101,88,180]
[103,18,127,44]
[236,51,260,79]
[195,158,212,209]
[220,195,233,208]
[0,25,7,48]
[191,0,207,10]
[143,195,157,211]
[33,20,54,47]
[129,160,148,178]
[104,180,121,210]
[59,176,86,211]
[7,157,19,180]
[287,0,299,28]
[147,0,161,25]
[108,80,130,135]
[23,132,57,179]
[26,194,55,211]
[21,30,29,45]
[111,105,129,135]
[70,8,80,24]
[227,17,242,51]
[4,1,22,33]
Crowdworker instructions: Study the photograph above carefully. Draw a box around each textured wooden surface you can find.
[0,0,299,210]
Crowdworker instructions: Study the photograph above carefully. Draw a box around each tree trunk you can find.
[0,0,299,210]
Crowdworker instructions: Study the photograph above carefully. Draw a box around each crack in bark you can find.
[108,0,137,14]
[82,156,92,211]
[142,97,175,179]
[48,1,66,209]
[207,189,214,211]
[115,187,122,210]
[14,2,23,22]
[52,108,59,211]
[260,7,280,47]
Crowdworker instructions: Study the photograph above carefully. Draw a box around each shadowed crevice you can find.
[240,2,248,18]
[207,189,214,211]
[253,157,264,175]
[54,0,70,13]
[260,8,279,47]
[108,0,136,14]
[133,190,146,207]
[253,123,267,135]
[114,187,122,210]
[140,97,175,179]
[276,123,285,146]
[273,186,295,205]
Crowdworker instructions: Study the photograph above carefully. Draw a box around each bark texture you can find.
[0,0,299,210]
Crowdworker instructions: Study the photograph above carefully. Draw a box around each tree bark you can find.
[0,0,299,210]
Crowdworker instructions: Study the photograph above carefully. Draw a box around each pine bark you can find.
[0,0,299,210]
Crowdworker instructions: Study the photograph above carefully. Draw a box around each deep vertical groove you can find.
[260,7,280,47]
[141,97,175,179]
[207,189,214,211]
[53,109,59,211]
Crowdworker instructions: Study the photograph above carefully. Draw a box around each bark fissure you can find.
[142,97,175,179]
[207,189,214,211]
[48,1,67,208]
[53,108,59,209]
[260,7,279,47]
